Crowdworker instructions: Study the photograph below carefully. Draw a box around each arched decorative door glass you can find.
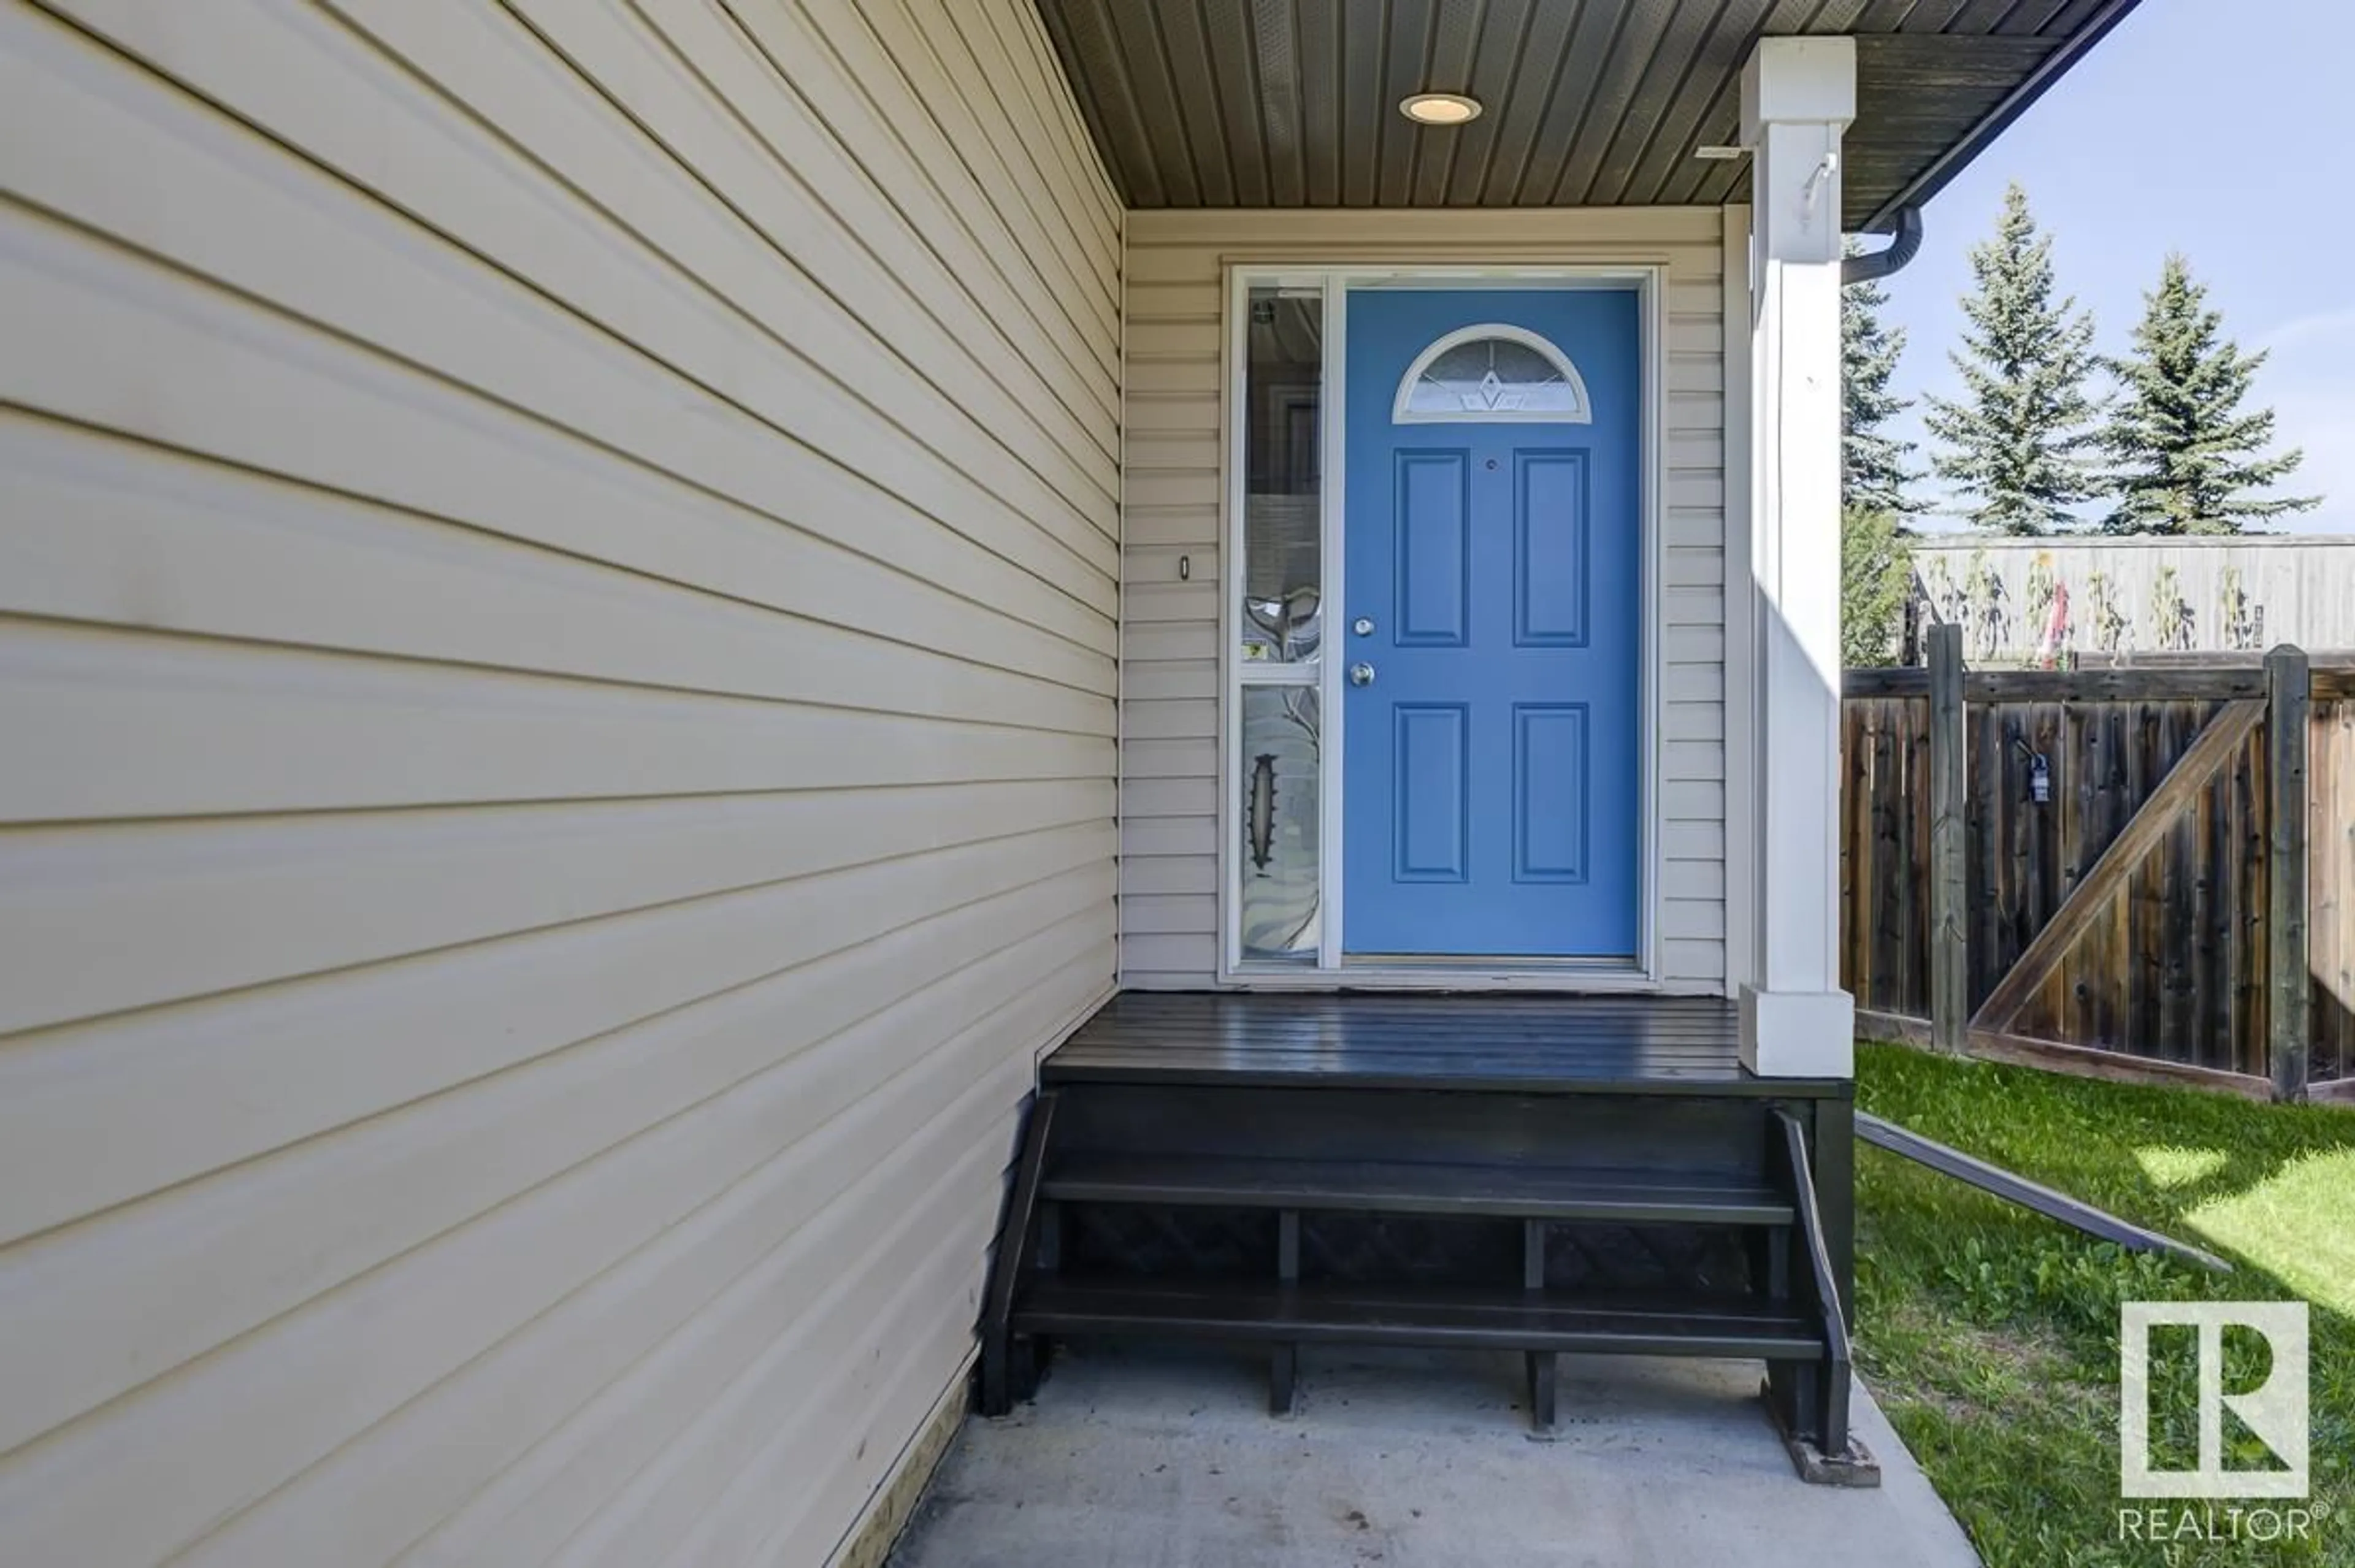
[1391,323,1592,424]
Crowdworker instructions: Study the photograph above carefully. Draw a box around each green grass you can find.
[1853,1043,2355,1567]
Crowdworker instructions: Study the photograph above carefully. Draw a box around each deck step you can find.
[1016,1278,1825,1361]
[1042,1155,1794,1225]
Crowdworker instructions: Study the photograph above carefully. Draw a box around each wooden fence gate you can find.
[1841,633,2355,1101]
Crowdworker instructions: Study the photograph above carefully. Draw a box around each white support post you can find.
[1739,38,1856,1077]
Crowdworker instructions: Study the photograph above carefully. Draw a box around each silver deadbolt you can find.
[1353,616,1376,637]
[1349,662,1376,687]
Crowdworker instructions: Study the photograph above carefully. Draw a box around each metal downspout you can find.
[1840,205,1924,286]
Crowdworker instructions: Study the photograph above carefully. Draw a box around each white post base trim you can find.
[1740,986,1856,1077]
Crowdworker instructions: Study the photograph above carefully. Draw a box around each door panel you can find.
[1395,452,1469,646]
[1393,703,1471,882]
[1514,451,1588,647]
[1341,288,1641,959]
[1514,703,1590,882]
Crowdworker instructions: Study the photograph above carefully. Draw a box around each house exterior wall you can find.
[0,4,1117,1565]
[1910,536,2355,662]
[1117,208,1736,992]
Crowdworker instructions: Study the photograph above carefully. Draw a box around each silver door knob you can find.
[1349,662,1376,687]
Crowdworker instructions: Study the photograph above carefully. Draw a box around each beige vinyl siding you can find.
[1119,208,1732,990]
[0,2,1117,1565]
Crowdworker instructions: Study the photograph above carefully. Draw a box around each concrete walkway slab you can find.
[891,1343,1978,1568]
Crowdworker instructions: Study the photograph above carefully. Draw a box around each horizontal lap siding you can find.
[0,3,1118,1566]
[1119,209,1732,991]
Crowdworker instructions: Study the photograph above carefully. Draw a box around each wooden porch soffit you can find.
[1031,1,2141,230]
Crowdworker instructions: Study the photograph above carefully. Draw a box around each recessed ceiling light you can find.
[1400,93,1481,126]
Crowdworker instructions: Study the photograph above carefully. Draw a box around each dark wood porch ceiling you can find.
[1033,0,2140,229]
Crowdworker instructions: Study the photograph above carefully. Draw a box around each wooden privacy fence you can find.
[1840,631,2355,1101]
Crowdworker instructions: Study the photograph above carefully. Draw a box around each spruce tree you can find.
[1841,251,1923,512]
[1924,183,2102,534]
[2099,253,2318,534]
[1840,503,1912,667]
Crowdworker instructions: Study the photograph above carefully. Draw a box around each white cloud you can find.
[2257,308,2355,356]
[2256,310,2355,533]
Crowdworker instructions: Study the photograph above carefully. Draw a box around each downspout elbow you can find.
[1841,205,1924,285]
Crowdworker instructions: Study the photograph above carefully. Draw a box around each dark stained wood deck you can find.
[1045,992,1851,1098]
[992,991,1860,1451]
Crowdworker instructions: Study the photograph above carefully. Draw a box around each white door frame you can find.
[1217,264,1668,990]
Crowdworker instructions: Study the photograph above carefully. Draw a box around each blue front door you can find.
[1342,288,1641,958]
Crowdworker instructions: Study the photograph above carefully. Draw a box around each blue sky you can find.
[1875,0,2351,532]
